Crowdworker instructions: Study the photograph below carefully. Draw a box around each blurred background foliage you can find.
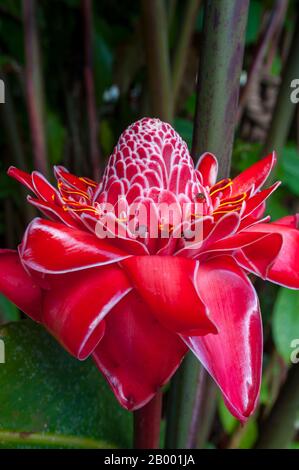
[0,0,299,449]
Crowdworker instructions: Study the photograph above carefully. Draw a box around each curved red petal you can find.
[183,256,262,421]
[42,265,131,359]
[197,230,282,278]
[234,233,282,278]
[196,152,218,187]
[0,250,42,321]
[244,222,299,288]
[242,182,280,219]
[272,214,299,228]
[121,256,217,335]
[20,218,131,274]
[31,171,59,203]
[93,291,188,410]
[28,196,84,229]
[7,166,35,193]
[54,165,89,191]
[231,152,276,197]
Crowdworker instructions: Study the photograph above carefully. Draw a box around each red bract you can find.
[1,118,299,421]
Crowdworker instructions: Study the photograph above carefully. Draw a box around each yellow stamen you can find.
[218,193,247,207]
[61,188,89,199]
[63,205,99,215]
[79,177,97,187]
[209,179,233,197]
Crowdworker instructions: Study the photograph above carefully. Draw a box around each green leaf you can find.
[218,396,238,435]
[185,93,196,116]
[245,0,263,45]
[0,320,132,448]
[232,139,262,174]
[279,145,299,196]
[0,295,20,324]
[272,288,299,363]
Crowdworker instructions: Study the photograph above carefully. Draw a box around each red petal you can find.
[20,218,130,274]
[0,250,42,321]
[183,256,262,421]
[93,291,188,410]
[231,152,276,197]
[31,171,59,203]
[244,222,299,288]
[28,196,84,229]
[42,265,131,359]
[272,214,299,228]
[54,166,88,191]
[242,182,280,219]
[196,152,218,186]
[7,166,35,193]
[121,256,217,335]
[176,212,240,258]
[235,233,282,278]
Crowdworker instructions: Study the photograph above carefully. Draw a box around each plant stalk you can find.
[22,0,48,176]
[255,365,299,448]
[141,0,173,122]
[191,0,249,176]
[133,391,162,449]
[82,0,101,180]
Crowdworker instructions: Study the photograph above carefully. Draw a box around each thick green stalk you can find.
[256,366,299,448]
[165,354,200,448]
[134,391,162,449]
[22,0,48,176]
[191,0,249,176]
[263,13,299,158]
[141,0,173,122]
[166,0,249,449]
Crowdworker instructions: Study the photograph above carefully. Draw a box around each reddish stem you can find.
[82,0,101,180]
[22,0,48,176]
[133,391,162,449]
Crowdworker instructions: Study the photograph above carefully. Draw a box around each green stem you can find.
[141,0,173,122]
[191,0,249,177]
[82,0,101,179]
[263,13,299,159]
[165,354,200,448]
[0,430,115,449]
[188,370,218,448]
[134,391,162,449]
[255,365,299,449]
[22,0,48,176]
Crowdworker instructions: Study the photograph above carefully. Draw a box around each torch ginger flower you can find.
[1,118,299,422]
